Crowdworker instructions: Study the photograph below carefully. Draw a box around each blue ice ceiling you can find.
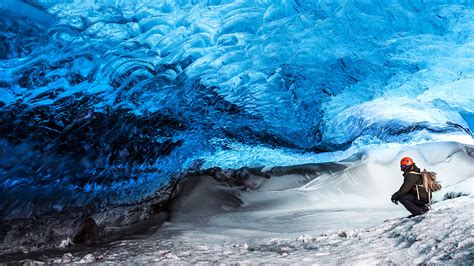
[0,0,473,218]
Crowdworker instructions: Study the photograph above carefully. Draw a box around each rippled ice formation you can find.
[0,0,473,217]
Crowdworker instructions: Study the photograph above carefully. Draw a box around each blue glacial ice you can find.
[0,0,473,218]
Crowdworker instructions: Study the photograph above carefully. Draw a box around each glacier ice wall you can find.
[0,0,473,218]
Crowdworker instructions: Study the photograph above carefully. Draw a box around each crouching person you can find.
[391,157,430,217]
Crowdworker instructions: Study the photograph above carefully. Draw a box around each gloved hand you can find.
[391,195,398,205]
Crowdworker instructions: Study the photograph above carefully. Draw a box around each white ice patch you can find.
[58,238,73,248]
[78,254,95,263]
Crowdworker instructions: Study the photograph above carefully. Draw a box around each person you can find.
[391,157,430,217]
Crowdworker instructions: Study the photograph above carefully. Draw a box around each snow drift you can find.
[169,141,473,230]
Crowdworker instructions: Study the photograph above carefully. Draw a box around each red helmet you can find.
[400,157,414,166]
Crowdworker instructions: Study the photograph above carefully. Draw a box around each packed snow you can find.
[24,195,472,264]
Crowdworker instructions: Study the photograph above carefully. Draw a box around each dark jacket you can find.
[391,164,429,200]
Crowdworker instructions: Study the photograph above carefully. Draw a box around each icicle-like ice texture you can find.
[0,0,473,220]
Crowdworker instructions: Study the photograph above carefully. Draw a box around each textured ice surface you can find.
[1,1,474,216]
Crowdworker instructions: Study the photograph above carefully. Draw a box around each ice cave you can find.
[0,0,473,264]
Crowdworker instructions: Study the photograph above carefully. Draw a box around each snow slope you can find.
[21,195,473,264]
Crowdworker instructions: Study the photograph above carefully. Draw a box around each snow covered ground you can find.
[21,195,472,264]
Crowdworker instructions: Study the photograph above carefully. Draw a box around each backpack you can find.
[411,169,442,203]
